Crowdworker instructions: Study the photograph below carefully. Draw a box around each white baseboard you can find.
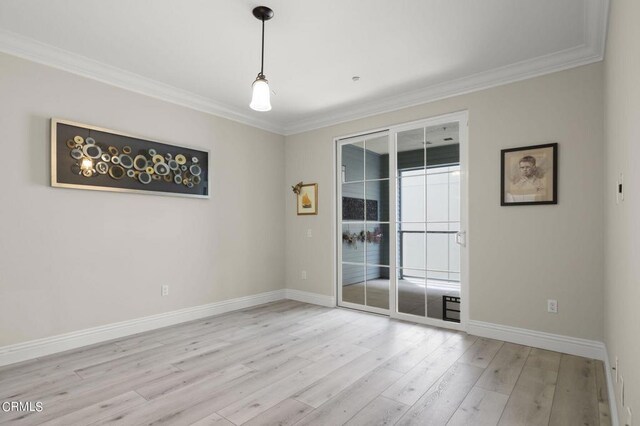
[0,289,286,367]
[467,320,606,360]
[285,289,336,308]
[603,348,620,426]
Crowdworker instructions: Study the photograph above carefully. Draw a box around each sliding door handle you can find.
[455,231,466,247]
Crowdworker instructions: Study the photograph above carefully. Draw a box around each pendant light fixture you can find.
[250,6,274,112]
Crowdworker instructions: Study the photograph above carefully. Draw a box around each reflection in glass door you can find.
[338,133,391,314]
[337,112,467,328]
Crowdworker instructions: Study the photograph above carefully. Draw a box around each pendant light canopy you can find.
[250,6,274,112]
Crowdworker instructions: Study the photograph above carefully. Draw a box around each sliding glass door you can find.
[337,112,467,329]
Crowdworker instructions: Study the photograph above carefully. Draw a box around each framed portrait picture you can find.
[501,143,557,206]
[297,183,318,215]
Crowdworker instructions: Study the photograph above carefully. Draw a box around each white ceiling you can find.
[0,0,608,135]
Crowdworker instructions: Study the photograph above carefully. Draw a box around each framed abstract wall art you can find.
[51,119,209,198]
[501,143,557,206]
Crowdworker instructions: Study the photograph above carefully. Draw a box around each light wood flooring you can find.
[0,300,610,425]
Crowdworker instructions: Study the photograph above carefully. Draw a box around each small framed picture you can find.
[297,183,318,215]
[501,143,557,206]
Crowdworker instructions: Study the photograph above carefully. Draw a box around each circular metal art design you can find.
[152,154,164,164]
[163,175,172,182]
[152,174,161,181]
[85,137,96,145]
[192,157,199,164]
[174,175,182,184]
[175,154,187,165]
[73,136,84,144]
[96,162,109,175]
[134,155,147,171]
[167,160,179,170]
[192,175,201,185]
[146,166,154,174]
[154,162,170,176]
[122,146,132,154]
[101,153,111,162]
[181,165,187,172]
[119,155,134,169]
[127,169,136,178]
[108,146,119,156]
[187,182,194,188]
[148,149,157,156]
[108,165,125,180]
[82,169,93,177]
[138,172,152,185]
[189,165,202,176]
[83,144,102,159]
[165,153,173,160]
[70,148,83,160]
[66,139,76,149]
[111,156,121,165]
[71,164,81,175]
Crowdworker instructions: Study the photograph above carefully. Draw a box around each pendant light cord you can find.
[260,19,265,76]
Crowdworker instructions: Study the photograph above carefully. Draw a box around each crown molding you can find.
[0,0,608,137]
[0,28,286,135]
[282,0,609,135]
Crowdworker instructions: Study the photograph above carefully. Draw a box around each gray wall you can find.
[285,62,604,341]
[604,0,640,422]
[0,53,286,347]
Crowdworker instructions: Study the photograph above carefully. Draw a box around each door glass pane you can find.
[342,223,365,264]
[342,263,364,305]
[367,267,389,309]
[342,182,365,221]
[397,225,425,270]
[397,268,425,317]
[366,223,389,266]
[398,174,425,222]
[342,141,364,182]
[397,128,425,173]
[365,136,389,180]
[366,180,389,222]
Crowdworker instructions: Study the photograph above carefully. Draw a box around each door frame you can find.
[333,110,469,331]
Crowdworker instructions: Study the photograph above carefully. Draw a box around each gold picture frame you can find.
[297,183,318,215]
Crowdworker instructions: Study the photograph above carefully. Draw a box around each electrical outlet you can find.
[161,285,169,296]
[547,299,558,313]
[301,270,307,280]
[307,229,313,238]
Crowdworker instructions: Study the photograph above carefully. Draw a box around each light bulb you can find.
[81,158,93,171]
[250,75,272,112]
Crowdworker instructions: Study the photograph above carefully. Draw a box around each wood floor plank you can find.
[295,368,403,426]
[39,391,146,426]
[475,342,531,395]
[458,338,504,369]
[190,412,235,426]
[447,386,509,426]
[498,348,560,426]
[242,398,313,426]
[549,354,599,426]
[344,396,409,426]
[381,333,478,406]
[293,345,403,408]
[384,329,455,373]
[217,345,369,424]
[396,362,484,426]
